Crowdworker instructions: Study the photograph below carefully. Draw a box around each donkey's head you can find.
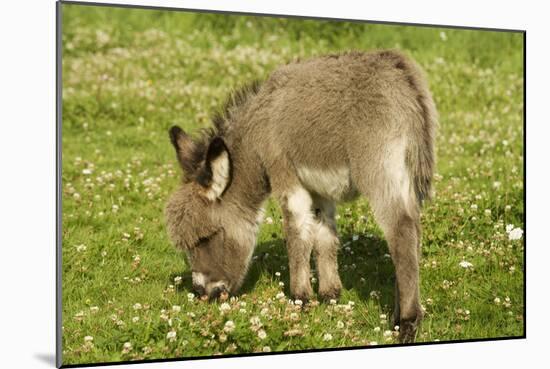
[165,126,257,299]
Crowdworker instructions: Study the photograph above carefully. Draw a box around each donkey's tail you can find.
[399,54,438,206]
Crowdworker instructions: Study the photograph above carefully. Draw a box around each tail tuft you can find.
[396,53,438,206]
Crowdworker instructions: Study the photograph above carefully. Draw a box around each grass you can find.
[60,4,525,365]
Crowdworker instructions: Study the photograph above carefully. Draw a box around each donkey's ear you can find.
[169,125,196,170]
[197,137,232,201]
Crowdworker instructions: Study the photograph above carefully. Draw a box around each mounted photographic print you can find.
[57,1,525,367]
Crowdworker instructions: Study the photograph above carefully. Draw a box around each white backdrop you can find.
[0,1,546,368]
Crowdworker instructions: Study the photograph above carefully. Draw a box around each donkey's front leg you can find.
[281,188,315,302]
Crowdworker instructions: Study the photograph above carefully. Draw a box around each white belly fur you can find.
[296,166,357,201]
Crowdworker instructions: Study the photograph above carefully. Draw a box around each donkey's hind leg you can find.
[375,198,422,342]
[353,158,424,343]
[311,195,342,302]
[372,193,423,343]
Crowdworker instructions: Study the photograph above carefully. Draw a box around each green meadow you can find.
[61,4,524,365]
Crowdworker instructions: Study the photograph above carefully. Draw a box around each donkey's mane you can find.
[183,80,262,179]
[211,79,262,134]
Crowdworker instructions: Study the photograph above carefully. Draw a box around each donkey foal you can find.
[165,50,437,343]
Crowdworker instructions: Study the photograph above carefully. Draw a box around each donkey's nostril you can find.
[192,283,206,297]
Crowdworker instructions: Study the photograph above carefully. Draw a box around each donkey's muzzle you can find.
[209,285,228,300]
[192,283,206,297]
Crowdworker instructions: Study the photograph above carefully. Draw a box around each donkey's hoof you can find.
[291,295,310,305]
[398,319,418,343]
[318,287,341,303]
[291,290,312,304]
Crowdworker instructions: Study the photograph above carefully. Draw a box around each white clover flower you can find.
[265,217,274,224]
[394,325,400,331]
[76,244,87,252]
[250,316,261,325]
[329,299,337,305]
[506,224,515,233]
[352,234,359,241]
[82,168,93,175]
[492,181,501,189]
[132,316,139,323]
[275,292,285,299]
[294,299,303,306]
[336,321,345,329]
[166,330,177,342]
[122,342,133,353]
[90,306,99,313]
[373,326,381,332]
[174,276,182,285]
[224,320,236,333]
[187,292,195,301]
[257,329,267,339]
[383,330,393,338]
[84,335,94,343]
[260,307,269,316]
[379,314,387,320]
[470,204,478,210]
[508,227,523,241]
[504,297,512,308]
[172,305,181,313]
[370,341,378,345]
[323,333,333,341]
[278,282,285,287]
[275,271,281,277]
[220,302,231,313]
[133,303,142,310]
[459,260,474,269]
[262,346,271,352]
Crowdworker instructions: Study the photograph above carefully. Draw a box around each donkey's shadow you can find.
[170,233,396,308]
